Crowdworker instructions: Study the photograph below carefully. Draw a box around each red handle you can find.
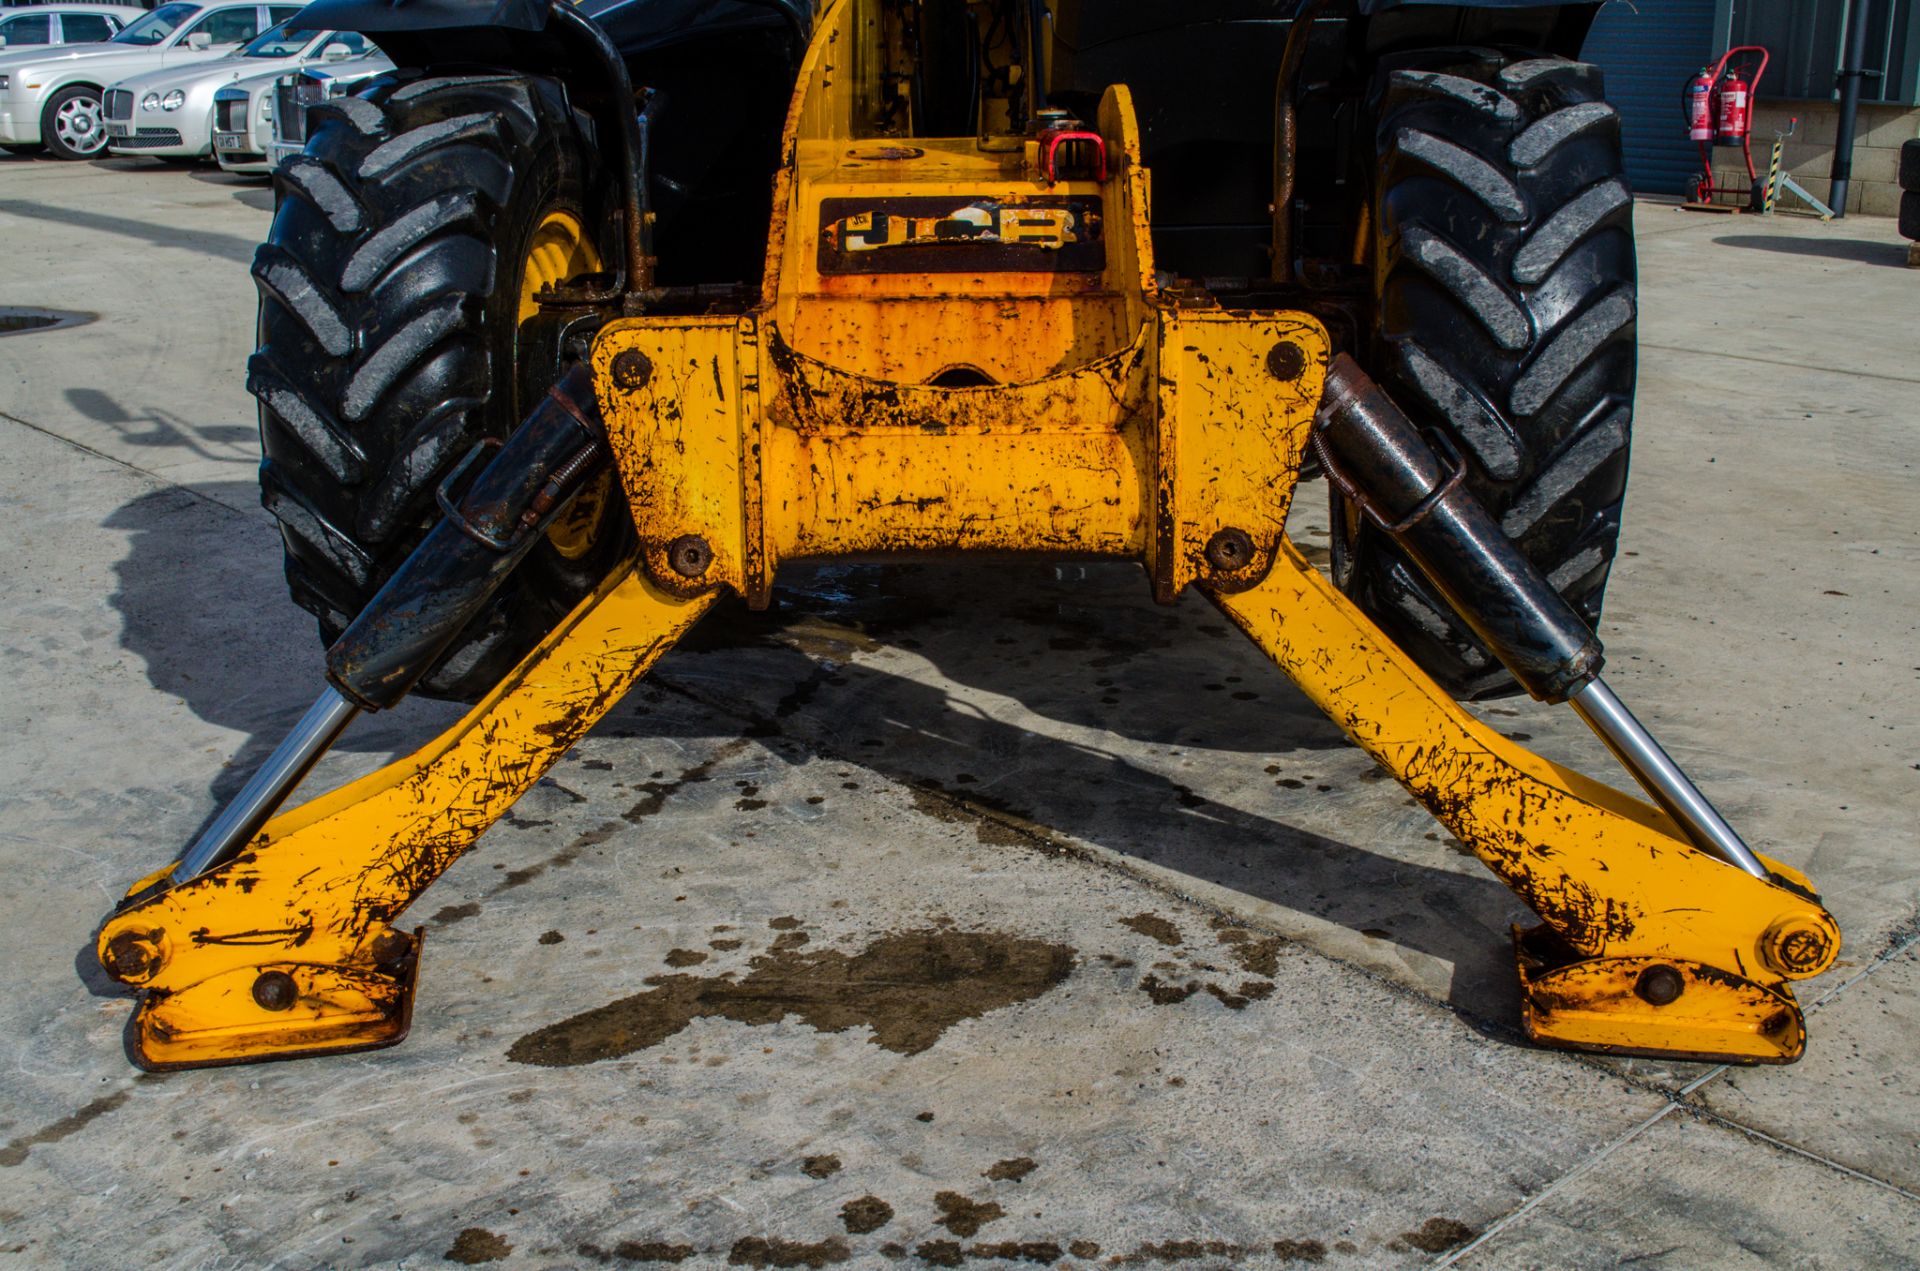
[1041,130,1108,185]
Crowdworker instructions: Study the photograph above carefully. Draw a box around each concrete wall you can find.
[1705,101,1918,215]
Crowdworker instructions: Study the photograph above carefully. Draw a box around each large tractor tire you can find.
[1334,51,1636,699]
[251,71,629,700]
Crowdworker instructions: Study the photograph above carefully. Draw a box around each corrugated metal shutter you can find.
[1582,0,1719,196]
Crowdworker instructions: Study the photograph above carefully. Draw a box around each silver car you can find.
[104,20,368,162]
[0,0,302,159]
[209,63,280,172]
[0,5,145,53]
[263,48,387,170]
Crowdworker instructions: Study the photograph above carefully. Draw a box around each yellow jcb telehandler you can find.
[95,0,1838,1070]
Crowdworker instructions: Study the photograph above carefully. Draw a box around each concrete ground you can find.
[0,152,1916,1270]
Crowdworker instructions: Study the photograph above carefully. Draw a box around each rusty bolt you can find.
[101,929,166,985]
[1634,965,1685,1007]
[1265,341,1306,382]
[369,930,413,970]
[667,535,714,579]
[610,349,652,391]
[1204,527,1256,574]
[252,970,298,1012]
[1763,920,1833,977]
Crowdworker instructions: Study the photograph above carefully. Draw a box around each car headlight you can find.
[141,92,160,111]
[260,96,272,121]
[0,75,10,92]
[160,90,185,112]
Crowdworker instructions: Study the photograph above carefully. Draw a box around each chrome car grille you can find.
[104,89,133,122]
[274,81,304,144]
[112,129,184,150]
[215,97,247,133]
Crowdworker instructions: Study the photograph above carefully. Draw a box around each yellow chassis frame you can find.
[98,0,1837,1069]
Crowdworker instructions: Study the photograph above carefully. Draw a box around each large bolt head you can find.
[252,970,298,1012]
[667,535,714,579]
[1762,916,1837,978]
[1634,964,1685,1007]
[1265,341,1306,382]
[101,929,167,985]
[610,349,653,391]
[1204,527,1256,574]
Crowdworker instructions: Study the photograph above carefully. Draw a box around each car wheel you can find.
[41,85,108,161]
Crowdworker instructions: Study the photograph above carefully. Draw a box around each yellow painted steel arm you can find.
[1208,551,1837,1062]
[97,567,712,1069]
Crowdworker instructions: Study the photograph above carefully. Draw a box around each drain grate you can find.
[0,307,92,336]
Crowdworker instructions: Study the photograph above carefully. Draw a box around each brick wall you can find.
[1702,101,1918,216]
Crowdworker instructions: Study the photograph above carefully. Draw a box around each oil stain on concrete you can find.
[445,1227,512,1264]
[508,929,1075,1065]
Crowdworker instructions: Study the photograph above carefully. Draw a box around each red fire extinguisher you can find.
[1715,66,1751,145]
[1683,46,1768,207]
[1685,68,1716,142]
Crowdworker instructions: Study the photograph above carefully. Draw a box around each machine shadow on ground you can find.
[1711,231,1913,267]
[100,480,1536,1035]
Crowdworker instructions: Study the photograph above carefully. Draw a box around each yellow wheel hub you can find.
[517,208,601,324]
[516,208,612,560]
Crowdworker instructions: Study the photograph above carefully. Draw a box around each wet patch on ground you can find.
[508,929,1076,1065]
[445,1227,511,1264]
[580,1240,695,1263]
[728,1235,851,1267]
[1118,914,1183,947]
[907,785,1038,849]
[841,1196,894,1234]
[623,740,753,823]
[1113,918,1287,1012]
[1392,1217,1475,1253]
[0,1089,133,1168]
[580,1229,1344,1267]
[913,1238,1063,1266]
[933,1191,1006,1238]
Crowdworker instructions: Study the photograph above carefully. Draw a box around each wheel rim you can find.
[516,208,601,324]
[515,208,607,559]
[54,95,105,155]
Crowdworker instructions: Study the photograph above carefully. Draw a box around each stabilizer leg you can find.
[1208,546,1836,1063]
[96,567,712,1069]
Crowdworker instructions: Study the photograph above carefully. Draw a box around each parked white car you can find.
[208,63,278,172]
[104,21,368,162]
[0,5,144,51]
[0,1,304,159]
[262,48,387,170]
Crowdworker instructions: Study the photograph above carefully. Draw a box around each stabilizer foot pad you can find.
[1514,924,1804,1065]
[131,930,423,1071]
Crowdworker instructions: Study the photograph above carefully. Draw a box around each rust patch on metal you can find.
[507,929,1075,1065]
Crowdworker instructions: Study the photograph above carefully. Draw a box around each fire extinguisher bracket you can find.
[1683,46,1770,212]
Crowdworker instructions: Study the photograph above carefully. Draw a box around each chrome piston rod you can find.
[169,686,360,884]
[1569,678,1769,879]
